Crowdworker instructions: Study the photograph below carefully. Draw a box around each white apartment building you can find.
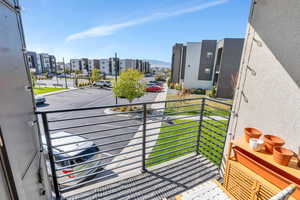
[182,41,217,89]
[99,59,111,75]
[70,59,82,71]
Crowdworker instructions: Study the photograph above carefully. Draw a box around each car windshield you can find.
[55,146,99,167]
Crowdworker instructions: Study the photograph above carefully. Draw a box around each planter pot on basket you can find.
[244,128,262,143]
[263,135,285,153]
[273,147,294,166]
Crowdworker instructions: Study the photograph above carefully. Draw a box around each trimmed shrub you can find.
[191,88,206,95]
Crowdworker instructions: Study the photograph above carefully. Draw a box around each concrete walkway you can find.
[107,83,168,174]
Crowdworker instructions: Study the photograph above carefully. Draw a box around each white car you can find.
[42,131,102,187]
[35,96,46,104]
[94,81,106,88]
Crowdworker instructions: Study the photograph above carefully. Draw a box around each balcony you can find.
[36,98,232,200]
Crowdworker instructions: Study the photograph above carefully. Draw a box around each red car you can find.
[146,84,163,92]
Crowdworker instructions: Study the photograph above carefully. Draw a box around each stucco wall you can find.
[229,0,300,152]
[183,42,214,89]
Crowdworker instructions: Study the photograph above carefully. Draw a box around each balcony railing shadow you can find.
[67,155,219,200]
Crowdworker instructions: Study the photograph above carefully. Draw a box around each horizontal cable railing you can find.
[36,97,231,199]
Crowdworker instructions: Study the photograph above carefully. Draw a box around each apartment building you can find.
[171,39,244,93]
[184,41,216,89]
[56,62,64,72]
[68,57,150,75]
[49,55,56,73]
[26,51,57,74]
[99,59,110,75]
[170,43,186,83]
[26,51,40,73]
[171,41,217,89]
[70,59,82,71]
[81,58,89,74]
[213,38,244,99]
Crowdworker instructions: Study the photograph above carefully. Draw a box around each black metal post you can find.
[114,53,118,104]
[41,113,60,199]
[196,98,205,155]
[63,57,68,89]
[142,103,147,171]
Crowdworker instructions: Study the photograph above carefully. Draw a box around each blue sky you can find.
[21,0,251,62]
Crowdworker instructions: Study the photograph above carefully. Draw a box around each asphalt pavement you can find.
[37,83,162,169]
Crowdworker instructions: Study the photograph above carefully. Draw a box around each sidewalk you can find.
[107,83,168,173]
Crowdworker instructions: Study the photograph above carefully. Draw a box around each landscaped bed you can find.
[33,87,66,95]
[146,119,227,167]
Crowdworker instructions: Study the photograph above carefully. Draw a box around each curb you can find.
[39,88,78,97]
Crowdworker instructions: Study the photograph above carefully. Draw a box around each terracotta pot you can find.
[273,147,294,166]
[244,128,262,143]
[263,135,285,153]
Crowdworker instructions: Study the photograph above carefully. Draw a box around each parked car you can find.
[57,74,72,78]
[146,84,163,92]
[149,80,163,86]
[94,80,112,88]
[144,73,152,77]
[93,81,106,88]
[35,96,46,105]
[42,131,102,187]
[104,81,112,88]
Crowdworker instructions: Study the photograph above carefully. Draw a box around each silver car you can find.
[35,96,46,104]
[42,131,102,187]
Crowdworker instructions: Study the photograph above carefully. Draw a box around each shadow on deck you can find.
[67,155,219,200]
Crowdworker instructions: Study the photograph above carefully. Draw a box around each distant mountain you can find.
[148,59,170,68]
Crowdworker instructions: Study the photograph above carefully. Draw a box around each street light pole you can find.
[55,62,59,88]
[63,57,68,89]
[114,52,119,104]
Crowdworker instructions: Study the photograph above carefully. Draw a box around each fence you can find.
[36,97,232,199]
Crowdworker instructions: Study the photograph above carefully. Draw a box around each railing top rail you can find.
[35,97,232,114]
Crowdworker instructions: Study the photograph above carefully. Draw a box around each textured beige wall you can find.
[228,0,300,152]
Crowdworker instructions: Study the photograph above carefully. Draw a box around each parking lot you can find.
[37,83,165,184]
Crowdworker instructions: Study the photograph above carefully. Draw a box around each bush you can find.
[155,74,166,82]
[174,83,182,90]
[169,83,175,89]
[209,86,217,98]
[190,88,206,95]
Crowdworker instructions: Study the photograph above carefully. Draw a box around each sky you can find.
[21,0,251,62]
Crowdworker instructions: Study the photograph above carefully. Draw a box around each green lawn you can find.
[146,119,227,167]
[33,87,66,95]
[165,93,232,117]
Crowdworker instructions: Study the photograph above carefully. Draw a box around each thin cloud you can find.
[66,0,228,41]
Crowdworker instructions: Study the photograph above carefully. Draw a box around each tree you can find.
[74,70,81,87]
[91,68,101,82]
[64,68,71,74]
[113,69,145,104]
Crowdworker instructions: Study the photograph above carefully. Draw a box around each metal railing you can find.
[36,97,232,199]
